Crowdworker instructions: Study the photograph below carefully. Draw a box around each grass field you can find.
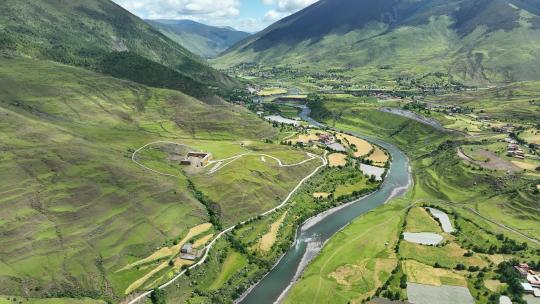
[284,199,405,304]
[208,251,249,291]
[258,88,288,96]
[402,260,467,287]
[190,153,321,226]
[0,57,318,301]
[405,207,442,233]
[131,139,321,226]
[400,241,487,269]
[520,128,540,145]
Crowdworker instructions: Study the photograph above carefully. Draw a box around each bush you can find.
[150,288,166,304]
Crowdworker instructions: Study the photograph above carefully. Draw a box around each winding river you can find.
[238,107,412,304]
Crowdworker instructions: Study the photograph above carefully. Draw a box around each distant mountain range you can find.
[0,0,238,97]
[146,19,251,59]
[216,0,540,84]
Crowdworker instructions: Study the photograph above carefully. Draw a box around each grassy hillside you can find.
[0,56,301,301]
[0,0,238,96]
[425,81,540,124]
[215,0,540,84]
[146,20,250,59]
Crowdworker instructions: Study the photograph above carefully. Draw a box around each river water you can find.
[238,107,412,304]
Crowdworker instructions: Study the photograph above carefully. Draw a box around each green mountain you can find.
[216,0,540,84]
[146,19,250,58]
[0,0,238,97]
[0,55,274,301]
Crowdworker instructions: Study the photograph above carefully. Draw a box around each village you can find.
[516,263,540,298]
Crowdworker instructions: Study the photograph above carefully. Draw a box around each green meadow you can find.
[0,57,318,301]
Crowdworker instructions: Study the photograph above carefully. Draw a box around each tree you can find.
[150,288,166,304]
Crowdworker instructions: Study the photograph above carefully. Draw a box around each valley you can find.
[1,0,540,304]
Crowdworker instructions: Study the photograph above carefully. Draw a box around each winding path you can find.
[125,142,327,304]
[131,140,318,176]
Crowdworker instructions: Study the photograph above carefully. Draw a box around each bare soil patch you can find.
[338,133,373,157]
[457,147,520,172]
[313,192,331,199]
[367,145,389,165]
[255,212,288,252]
[328,153,347,167]
[193,234,214,249]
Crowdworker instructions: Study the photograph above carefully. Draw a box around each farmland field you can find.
[328,153,347,167]
[405,207,442,233]
[283,98,540,304]
[402,260,467,287]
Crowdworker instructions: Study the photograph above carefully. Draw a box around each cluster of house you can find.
[180,243,201,261]
[426,104,470,115]
[310,133,347,152]
[506,142,526,160]
[180,152,212,168]
[516,263,540,297]
[247,86,260,95]
[318,134,334,144]
[493,124,516,134]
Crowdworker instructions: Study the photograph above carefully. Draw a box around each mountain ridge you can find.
[146,19,251,58]
[216,0,540,84]
[0,0,238,97]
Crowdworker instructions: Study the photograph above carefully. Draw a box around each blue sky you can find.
[112,0,318,32]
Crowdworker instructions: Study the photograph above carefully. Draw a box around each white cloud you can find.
[111,0,318,32]
[262,0,317,22]
[277,0,317,12]
[112,0,240,20]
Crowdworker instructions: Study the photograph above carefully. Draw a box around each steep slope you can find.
[216,0,540,84]
[0,0,238,96]
[0,56,274,300]
[146,19,250,58]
